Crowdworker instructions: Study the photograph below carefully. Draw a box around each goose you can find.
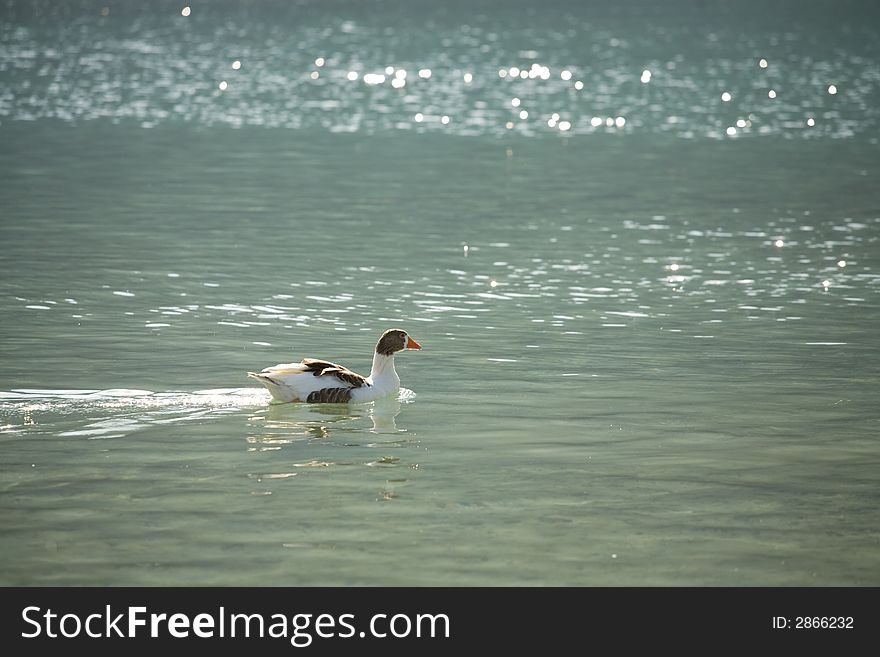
[247,328,421,403]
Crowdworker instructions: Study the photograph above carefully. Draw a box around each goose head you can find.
[375,328,421,356]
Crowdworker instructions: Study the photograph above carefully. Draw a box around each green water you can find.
[1,0,878,586]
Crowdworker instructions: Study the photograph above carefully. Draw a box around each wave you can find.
[0,387,415,438]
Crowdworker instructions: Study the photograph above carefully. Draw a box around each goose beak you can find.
[406,336,422,350]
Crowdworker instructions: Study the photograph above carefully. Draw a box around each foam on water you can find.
[0,387,417,439]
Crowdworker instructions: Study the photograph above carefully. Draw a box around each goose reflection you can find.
[246,397,406,448]
[366,398,404,434]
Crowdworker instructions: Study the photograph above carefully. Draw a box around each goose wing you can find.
[301,358,368,388]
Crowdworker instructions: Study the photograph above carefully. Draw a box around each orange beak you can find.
[406,335,422,350]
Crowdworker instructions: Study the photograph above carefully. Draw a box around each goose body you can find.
[247,328,421,403]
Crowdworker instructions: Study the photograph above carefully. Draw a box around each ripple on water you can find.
[0,388,270,436]
[0,386,417,440]
[0,7,876,140]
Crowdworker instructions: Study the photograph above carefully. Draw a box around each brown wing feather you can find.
[307,387,354,403]
[301,358,367,388]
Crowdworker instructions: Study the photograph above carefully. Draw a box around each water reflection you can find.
[244,397,416,502]
[250,396,406,444]
[0,3,876,139]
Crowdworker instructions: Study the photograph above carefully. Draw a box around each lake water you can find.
[1,0,878,586]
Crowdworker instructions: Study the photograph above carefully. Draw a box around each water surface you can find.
[1,0,878,586]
